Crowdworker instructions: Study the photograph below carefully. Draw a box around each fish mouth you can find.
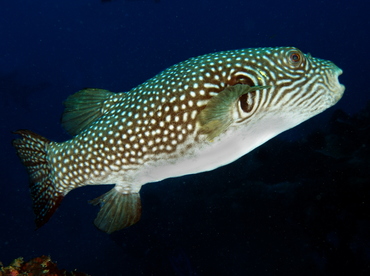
[336,83,346,102]
[336,68,345,100]
[326,65,345,105]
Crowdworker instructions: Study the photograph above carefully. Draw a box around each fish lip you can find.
[335,66,345,93]
[332,83,345,104]
[337,72,345,97]
[328,67,345,104]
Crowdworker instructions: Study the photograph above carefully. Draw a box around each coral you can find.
[0,256,90,276]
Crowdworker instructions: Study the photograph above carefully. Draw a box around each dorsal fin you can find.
[61,88,115,136]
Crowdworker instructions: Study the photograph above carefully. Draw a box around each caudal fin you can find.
[13,130,64,229]
[90,189,142,234]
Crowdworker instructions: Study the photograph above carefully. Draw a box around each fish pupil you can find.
[290,53,301,62]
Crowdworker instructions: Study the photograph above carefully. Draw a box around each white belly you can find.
[130,112,304,191]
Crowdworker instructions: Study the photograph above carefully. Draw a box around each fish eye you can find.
[290,52,301,63]
[287,50,303,67]
[287,50,304,68]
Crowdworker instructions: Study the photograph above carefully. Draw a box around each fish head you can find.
[302,50,345,107]
[252,47,344,110]
[195,47,346,146]
[226,47,345,131]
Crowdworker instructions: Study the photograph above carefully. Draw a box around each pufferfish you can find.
[13,47,345,233]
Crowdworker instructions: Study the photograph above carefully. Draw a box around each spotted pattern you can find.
[46,47,343,194]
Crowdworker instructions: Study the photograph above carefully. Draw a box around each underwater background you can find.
[1,0,369,275]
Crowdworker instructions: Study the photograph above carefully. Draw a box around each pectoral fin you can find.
[197,84,270,141]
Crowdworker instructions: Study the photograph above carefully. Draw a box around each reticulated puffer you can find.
[13,47,345,233]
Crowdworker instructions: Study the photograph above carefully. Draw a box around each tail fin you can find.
[13,130,64,229]
[90,189,142,234]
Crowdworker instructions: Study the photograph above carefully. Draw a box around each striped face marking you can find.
[13,47,345,233]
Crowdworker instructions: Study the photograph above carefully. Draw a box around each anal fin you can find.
[89,189,142,234]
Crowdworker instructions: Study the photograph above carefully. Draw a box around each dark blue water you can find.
[1,0,369,275]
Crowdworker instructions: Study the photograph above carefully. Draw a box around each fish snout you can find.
[328,65,345,105]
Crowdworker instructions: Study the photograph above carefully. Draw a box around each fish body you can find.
[13,47,345,233]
